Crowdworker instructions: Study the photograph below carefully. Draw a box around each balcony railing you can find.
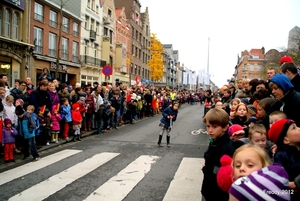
[72,55,78,62]
[49,20,57,28]
[34,13,44,22]
[48,49,57,57]
[62,52,69,60]
[62,26,69,33]
[90,30,96,40]
[80,55,106,67]
[73,30,79,37]
[34,45,43,54]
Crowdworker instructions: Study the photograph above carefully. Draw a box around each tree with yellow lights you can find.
[148,34,164,81]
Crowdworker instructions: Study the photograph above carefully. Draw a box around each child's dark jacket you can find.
[160,107,178,127]
[201,131,236,201]
[273,145,300,200]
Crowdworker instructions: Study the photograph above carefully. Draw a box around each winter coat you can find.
[3,101,17,125]
[201,131,236,201]
[2,127,18,144]
[72,109,82,125]
[17,112,35,139]
[85,94,95,114]
[51,113,62,131]
[160,107,178,126]
[48,90,60,106]
[30,87,51,113]
[60,104,72,122]
[273,145,300,201]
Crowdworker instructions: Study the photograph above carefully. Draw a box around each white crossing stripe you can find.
[0,149,82,186]
[8,152,120,201]
[84,155,160,201]
[163,158,204,201]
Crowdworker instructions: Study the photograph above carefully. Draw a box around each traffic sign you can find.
[102,65,113,76]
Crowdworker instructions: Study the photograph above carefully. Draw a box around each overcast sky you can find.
[139,0,300,88]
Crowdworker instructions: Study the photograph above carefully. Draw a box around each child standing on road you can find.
[15,105,40,161]
[50,104,62,143]
[2,118,18,163]
[201,108,236,201]
[60,98,72,142]
[71,103,83,141]
[157,102,179,147]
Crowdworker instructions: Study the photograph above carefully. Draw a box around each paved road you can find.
[0,103,209,201]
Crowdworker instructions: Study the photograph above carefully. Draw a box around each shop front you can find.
[34,57,80,87]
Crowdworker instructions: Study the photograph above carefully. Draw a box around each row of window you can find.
[34,2,79,37]
[0,7,19,39]
[130,64,150,78]
[243,64,262,71]
[34,26,79,61]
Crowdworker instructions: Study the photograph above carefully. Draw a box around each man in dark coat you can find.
[29,80,51,113]
[280,62,300,92]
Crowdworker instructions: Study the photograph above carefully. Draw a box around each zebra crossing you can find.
[0,149,204,201]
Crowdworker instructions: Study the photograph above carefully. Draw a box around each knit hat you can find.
[280,55,293,65]
[4,118,12,125]
[247,117,258,125]
[247,104,257,116]
[229,164,290,201]
[15,105,24,115]
[270,74,294,94]
[217,155,234,192]
[268,119,294,145]
[15,99,24,107]
[228,124,245,137]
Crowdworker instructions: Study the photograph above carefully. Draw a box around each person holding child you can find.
[2,118,18,163]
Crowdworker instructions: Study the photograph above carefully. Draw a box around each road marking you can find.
[8,152,120,201]
[84,155,160,201]
[163,157,205,201]
[0,149,82,186]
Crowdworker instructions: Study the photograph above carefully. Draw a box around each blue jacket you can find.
[60,104,72,122]
[17,112,35,139]
[160,107,178,126]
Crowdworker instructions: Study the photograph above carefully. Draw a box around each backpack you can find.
[29,113,41,136]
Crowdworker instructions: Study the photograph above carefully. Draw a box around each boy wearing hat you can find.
[268,119,300,200]
[15,105,40,161]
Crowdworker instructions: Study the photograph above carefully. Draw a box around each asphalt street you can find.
[0,103,210,201]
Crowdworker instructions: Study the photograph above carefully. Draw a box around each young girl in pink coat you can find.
[50,104,62,143]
